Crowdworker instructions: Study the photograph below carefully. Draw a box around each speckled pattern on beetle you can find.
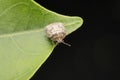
[45,22,71,46]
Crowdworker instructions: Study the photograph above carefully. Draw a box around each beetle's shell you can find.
[45,22,66,43]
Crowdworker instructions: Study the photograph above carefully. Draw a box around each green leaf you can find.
[0,0,83,80]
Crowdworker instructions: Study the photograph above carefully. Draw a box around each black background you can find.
[31,0,120,80]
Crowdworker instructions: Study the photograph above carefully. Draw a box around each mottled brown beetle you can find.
[45,22,71,46]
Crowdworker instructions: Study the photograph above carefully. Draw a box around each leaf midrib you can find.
[0,20,81,38]
[0,29,43,38]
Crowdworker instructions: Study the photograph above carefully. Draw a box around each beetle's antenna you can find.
[56,38,71,46]
[61,41,71,46]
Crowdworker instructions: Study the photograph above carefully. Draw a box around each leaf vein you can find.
[0,2,29,17]
[10,36,25,54]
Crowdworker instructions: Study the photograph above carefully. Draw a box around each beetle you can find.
[45,22,71,46]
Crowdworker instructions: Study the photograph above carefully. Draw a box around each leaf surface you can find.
[0,0,83,79]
